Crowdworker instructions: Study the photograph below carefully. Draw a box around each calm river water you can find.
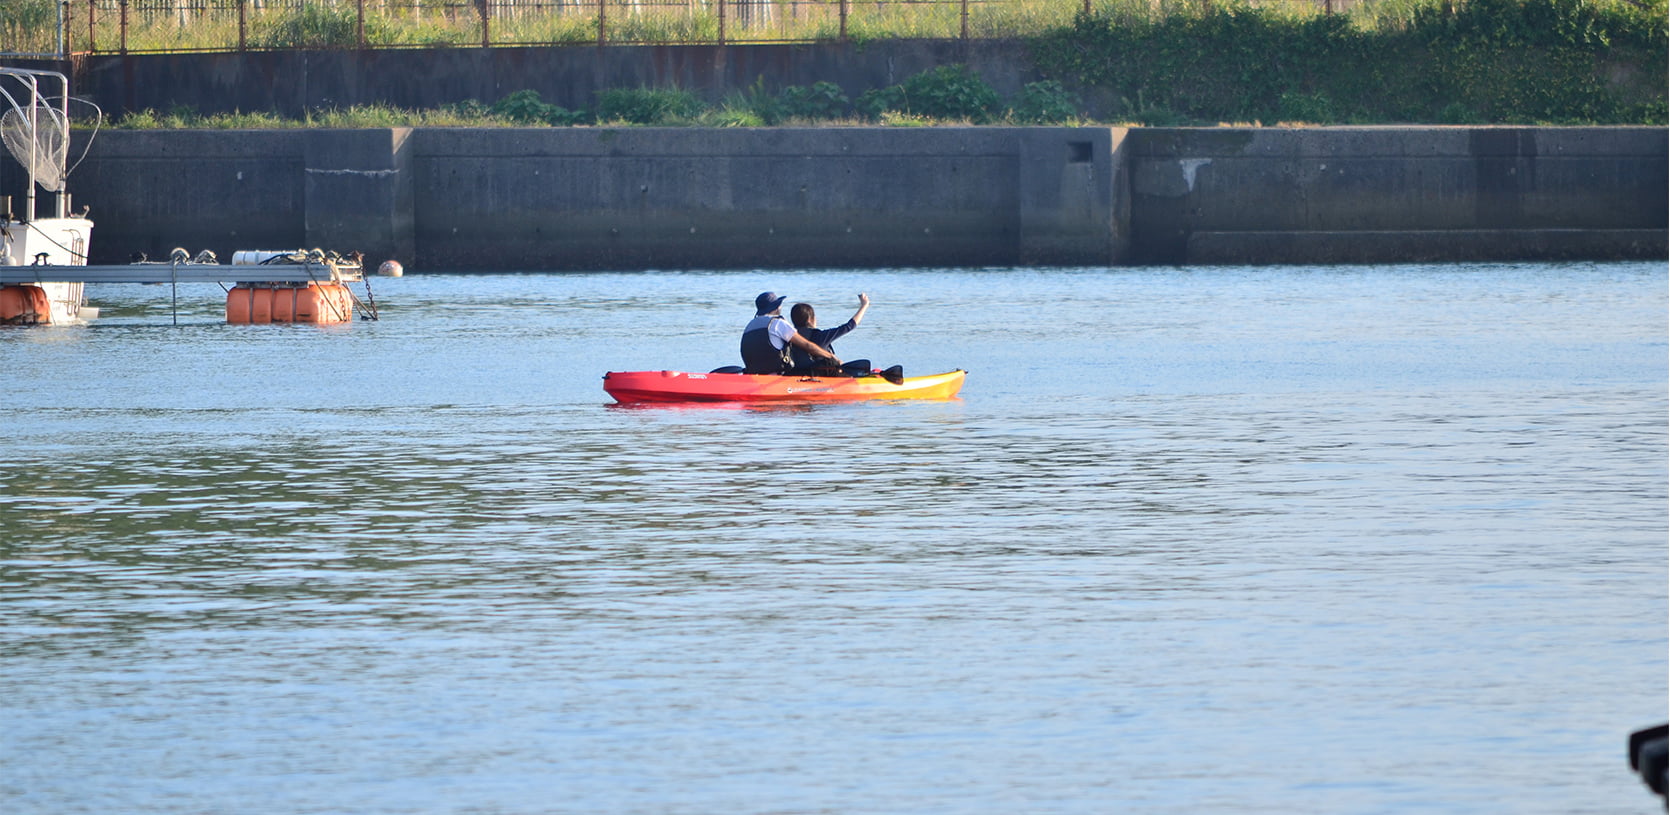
[1,263,1665,814]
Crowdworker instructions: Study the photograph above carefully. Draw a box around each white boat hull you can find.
[1,216,94,325]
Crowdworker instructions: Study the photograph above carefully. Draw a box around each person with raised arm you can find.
[790,293,871,375]
[740,291,839,375]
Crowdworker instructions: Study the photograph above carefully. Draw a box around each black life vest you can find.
[741,317,793,374]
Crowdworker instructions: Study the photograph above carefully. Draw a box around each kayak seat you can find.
[709,365,746,374]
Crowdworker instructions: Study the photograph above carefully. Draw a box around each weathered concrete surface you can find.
[305,128,415,265]
[2,126,1661,269]
[23,127,415,265]
[8,126,1125,269]
[1018,128,1129,265]
[1126,126,1667,264]
[63,129,308,260]
[409,126,1123,269]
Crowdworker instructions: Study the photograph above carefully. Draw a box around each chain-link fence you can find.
[4,0,1349,55]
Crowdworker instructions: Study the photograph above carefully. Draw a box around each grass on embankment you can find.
[89,0,1665,129]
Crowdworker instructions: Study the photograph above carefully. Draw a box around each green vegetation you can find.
[1031,0,1667,124]
[113,104,514,129]
[857,65,1006,122]
[1012,80,1083,124]
[17,0,1660,127]
[2,0,61,54]
[242,2,471,49]
[779,81,853,121]
[491,89,590,126]
[595,87,707,124]
[110,69,1082,129]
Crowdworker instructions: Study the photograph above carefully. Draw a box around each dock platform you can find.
[0,261,360,285]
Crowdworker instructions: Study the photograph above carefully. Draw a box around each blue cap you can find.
[755,291,786,315]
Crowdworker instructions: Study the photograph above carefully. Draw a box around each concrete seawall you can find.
[1129,127,1668,264]
[4,126,1662,269]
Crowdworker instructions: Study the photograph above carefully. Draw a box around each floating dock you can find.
[1,67,380,327]
[0,259,356,285]
[0,252,374,325]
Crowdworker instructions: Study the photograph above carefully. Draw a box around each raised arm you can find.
[850,292,871,326]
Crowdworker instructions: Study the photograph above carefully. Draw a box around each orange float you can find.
[0,285,52,325]
[269,286,296,322]
[226,283,354,324]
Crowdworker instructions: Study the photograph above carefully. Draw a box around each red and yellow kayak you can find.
[603,369,966,404]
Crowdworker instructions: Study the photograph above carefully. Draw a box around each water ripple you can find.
[1,264,1664,814]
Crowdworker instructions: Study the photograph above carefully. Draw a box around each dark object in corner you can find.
[1629,724,1668,805]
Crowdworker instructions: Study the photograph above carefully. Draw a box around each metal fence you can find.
[5,0,1347,55]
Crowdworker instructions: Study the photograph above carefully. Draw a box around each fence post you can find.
[598,0,606,46]
[87,0,96,53]
[959,0,968,39]
[718,0,726,46]
[59,0,69,57]
[357,0,366,47]
[479,0,490,47]
[839,0,847,41]
[1082,0,1090,16]
[238,0,247,51]
[118,0,128,55]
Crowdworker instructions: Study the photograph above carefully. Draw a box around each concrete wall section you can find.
[6,125,1660,269]
[305,128,416,264]
[1126,126,1667,264]
[408,127,1118,270]
[1017,127,1129,266]
[37,126,1124,269]
[68,129,308,263]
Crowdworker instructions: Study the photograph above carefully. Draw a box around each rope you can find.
[305,262,352,324]
[20,220,88,264]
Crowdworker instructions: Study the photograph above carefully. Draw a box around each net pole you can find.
[25,75,38,221]
[55,72,69,216]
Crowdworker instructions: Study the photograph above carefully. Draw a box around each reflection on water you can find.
[1,264,1665,814]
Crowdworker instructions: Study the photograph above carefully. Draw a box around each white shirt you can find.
[744,314,798,349]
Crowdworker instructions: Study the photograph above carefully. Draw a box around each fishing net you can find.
[0,103,69,192]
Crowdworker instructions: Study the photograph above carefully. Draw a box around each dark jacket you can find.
[741,315,794,374]
[790,319,858,370]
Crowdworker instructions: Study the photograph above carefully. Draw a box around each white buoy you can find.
[377,260,404,277]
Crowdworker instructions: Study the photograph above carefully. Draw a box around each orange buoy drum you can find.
[269,286,296,322]
[0,285,52,325]
[227,283,353,324]
[293,282,353,323]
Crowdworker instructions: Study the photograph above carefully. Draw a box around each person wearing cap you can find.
[790,293,871,374]
[741,291,839,375]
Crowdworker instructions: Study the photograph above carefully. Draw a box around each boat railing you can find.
[0,67,101,223]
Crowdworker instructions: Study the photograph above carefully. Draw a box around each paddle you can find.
[708,364,904,384]
[820,361,903,384]
[872,365,905,385]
